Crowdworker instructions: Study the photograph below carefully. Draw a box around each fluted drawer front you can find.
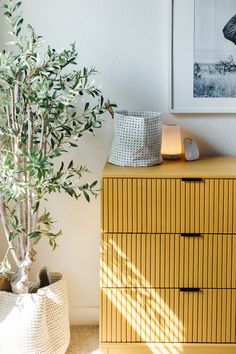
[102,178,236,234]
[100,233,236,289]
[100,288,236,343]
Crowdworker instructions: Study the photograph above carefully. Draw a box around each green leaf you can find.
[30,231,41,239]
[62,125,72,135]
[4,11,12,17]
[68,160,73,169]
[33,201,40,212]
[90,181,98,189]
[69,142,77,147]
[84,122,92,130]
[83,191,90,202]
[9,231,17,241]
[65,187,76,197]
[49,238,56,250]
[38,211,50,223]
[93,121,102,128]
[51,138,55,149]
[13,2,22,12]
[16,18,23,28]
[16,26,21,36]
[51,149,62,158]
[84,102,89,112]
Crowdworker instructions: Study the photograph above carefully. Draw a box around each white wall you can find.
[0,0,236,325]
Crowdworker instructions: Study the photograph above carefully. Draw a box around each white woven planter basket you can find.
[108,110,163,166]
[0,268,70,354]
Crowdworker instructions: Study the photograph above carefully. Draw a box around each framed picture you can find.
[171,0,236,113]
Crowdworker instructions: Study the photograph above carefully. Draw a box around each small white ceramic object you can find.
[184,137,199,161]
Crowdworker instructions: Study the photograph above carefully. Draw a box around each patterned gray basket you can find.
[108,110,163,166]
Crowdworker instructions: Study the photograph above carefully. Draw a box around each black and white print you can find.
[194,0,236,98]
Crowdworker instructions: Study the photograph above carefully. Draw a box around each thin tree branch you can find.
[0,197,20,266]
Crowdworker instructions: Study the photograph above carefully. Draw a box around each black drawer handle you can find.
[180,288,201,292]
[181,233,202,237]
[181,178,204,182]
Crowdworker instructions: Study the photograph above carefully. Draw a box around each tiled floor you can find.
[66,326,100,354]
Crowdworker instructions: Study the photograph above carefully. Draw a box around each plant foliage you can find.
[0,0,116,293]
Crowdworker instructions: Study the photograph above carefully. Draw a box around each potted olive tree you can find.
[0,0,115,353]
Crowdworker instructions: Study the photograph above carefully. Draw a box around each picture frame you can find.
[171,0,236,113]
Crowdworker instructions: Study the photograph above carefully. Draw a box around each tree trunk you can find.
[11,250,37,294]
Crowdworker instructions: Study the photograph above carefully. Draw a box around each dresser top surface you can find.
[102,156,236,178]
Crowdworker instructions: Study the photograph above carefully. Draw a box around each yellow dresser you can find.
[100,156,236,354]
